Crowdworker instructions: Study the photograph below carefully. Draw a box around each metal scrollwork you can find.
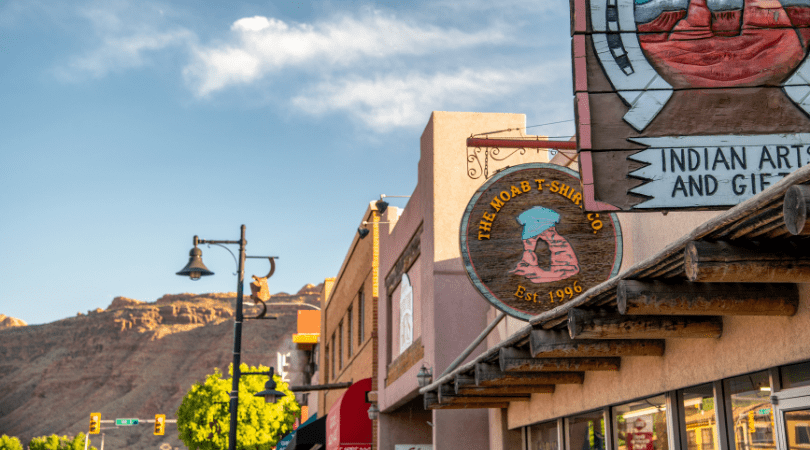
[467,147,484,179]
[467,146,533,180]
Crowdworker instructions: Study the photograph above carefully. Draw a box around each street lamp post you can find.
[176,224,280,450]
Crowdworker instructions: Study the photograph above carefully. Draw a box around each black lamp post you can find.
[177,224,279,450]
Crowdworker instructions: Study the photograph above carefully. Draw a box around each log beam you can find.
[439,385,529,403]
[684,240,810,283]
[530,329,665,357]
[568,309,722,340]
[784,185,810,235]
[499,347,620,372]
[457,385,556,396]
[618,280,798,316]
[427,402,510,410]
[475,362,584,386]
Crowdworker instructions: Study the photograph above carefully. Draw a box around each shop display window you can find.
[682,384,720,450]
[782,362,810,390]
[612,395,669,450]
[568,410,606,450]
[725,371,775,450]
[530,420,560,450]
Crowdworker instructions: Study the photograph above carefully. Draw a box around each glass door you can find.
[773,386,810,450]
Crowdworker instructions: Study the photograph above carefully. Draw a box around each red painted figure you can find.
[509,207,580,283]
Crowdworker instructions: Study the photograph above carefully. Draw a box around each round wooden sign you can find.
[460,164,622,321]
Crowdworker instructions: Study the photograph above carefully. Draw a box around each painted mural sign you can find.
[460,164,622,321]
[572,0,810,211]
[399,273,413,354]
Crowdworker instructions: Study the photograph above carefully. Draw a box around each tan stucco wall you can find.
[507,284,810,429]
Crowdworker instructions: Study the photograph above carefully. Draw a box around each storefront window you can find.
[568,410,606,450]
[725,371,775,450]
[612,395,668,450]
[682,384,720,450]
[530,420,559,450]
[782,362,810,390]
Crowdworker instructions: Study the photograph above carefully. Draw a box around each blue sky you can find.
[0,0,575,325]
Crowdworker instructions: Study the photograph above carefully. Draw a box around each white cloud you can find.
[290,64,569,131]
[183,12,508,97]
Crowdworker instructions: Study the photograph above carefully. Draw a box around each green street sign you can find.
[116,418,139,426]
[758,408,771,415]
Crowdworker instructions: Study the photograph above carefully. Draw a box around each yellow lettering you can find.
[521,181,531,192]
[532,293,538,303]
[558,183,571,198]
[499,191,511,202]
[514,285,526,298]
[510,185,522,197]
[479,221,492,232]
[483,212,496,222]
[572,192,582,206]
[534,179,545,190]
[550,181,560,193]
[478,232,490,240]
[490,197,504,212]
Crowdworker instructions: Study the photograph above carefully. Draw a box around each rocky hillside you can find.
[0,284,322,450]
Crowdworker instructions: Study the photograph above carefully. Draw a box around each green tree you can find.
[0,435,23,450]
[177,363,300,450]
[28,433,96,450]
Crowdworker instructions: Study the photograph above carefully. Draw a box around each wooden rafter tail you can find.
[618,280,798,316]
[454,374,476,393]
[475,362,584,386]
[784,185,810,235]
[684,240,810,283]
[456,385,556,396]
[498,347,620,372]
[567,309,722,340]
[530,329,665,357]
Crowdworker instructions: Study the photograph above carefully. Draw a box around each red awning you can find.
[326,378,372,450]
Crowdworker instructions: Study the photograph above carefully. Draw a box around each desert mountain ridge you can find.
[0,283,322,450]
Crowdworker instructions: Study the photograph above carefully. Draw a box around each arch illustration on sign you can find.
[460,164,623,321]
[509,206,580,283]
[574,0,810,211]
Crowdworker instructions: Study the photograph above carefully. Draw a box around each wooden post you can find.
[475,362,584,386]
[499,347,620,372]
[617,280,798,316]
[530,328,665,357]
[784,185,810,235]
[684,240,810,283]
[567,308,722,339]
[457,385,556,396]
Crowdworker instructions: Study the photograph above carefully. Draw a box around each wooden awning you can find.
[420,164,810,410]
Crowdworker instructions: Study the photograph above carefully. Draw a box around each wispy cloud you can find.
[54,0,194,81]
[182,11,508,97]
[291,64,569,130]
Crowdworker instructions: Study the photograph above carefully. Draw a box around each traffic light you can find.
[89,413,101,434]
[154,414,165,435]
